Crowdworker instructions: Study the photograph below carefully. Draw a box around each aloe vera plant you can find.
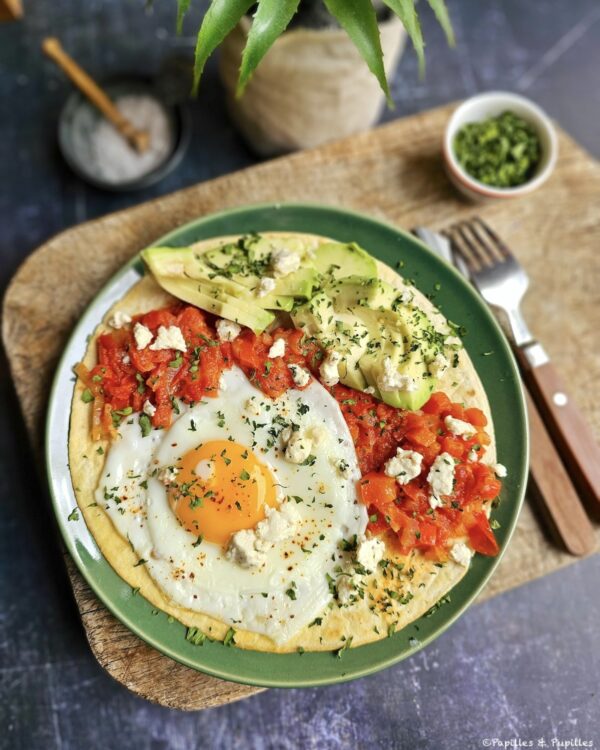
[178,0,454,102]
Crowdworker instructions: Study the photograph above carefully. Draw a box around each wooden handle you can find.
[520,355,600,510]
[0,0,23,22]
[42,37,149,153]
[526,389,596,556]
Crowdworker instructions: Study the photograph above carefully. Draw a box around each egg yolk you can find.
[168,440,278,547]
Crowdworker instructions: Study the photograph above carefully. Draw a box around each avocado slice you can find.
[143,246,295,314]
[313,242,377,282]
[325,275,406,311]
[203,236,320,299]
[355,306,438,410]
[142,273,275,333]
[143,241,317,312]
[291,292,370,392]
[195,278,295,313]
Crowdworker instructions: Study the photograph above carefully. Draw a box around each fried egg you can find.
[95,366,366,644]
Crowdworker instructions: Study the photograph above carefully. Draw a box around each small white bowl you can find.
[443,91,558,202]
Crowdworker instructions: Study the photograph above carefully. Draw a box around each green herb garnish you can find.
[139,414,152,438]
[186,627,206,646]
[223,627,236,647]
[454,111,541,188]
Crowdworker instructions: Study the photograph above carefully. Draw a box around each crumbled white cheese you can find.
[384,447,423,486]
[142,399,156,417]
[216,318,241,342]
[288,363,311,388]
[468,448,479,462]
[336,575,356,605]
[133,322,153,350]
[377,357,418,393]
[226,501,302,569]
[444,415,477,438]
[335,459,353,479]
[427,451,455,508]
[122,354,131,365]
[256,276,276,297]
[356,537,385,572]
[319,350,342,387]
[108,311,131,329]
[226,529,266,569]
[245,397,262,417]
[336,537,385,604]
[157,466,179,486]
[255,502,301,546]
[429,494,444,510]
[194,459,214,480]
[149,325,187,352]
[270,247,301,278]
[493,462,507,478]
[450,541,472,567]
[284,432,313,464]
[364,386,376,395]
[268,338,286,358]
[429,352,449,378]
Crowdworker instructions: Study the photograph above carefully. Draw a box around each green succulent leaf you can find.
[323,0,392,106]
[427,0,455,46]
[192,0,255,94]
[176,0,191,34]
[382,0,425,76]
[238,0,302,96]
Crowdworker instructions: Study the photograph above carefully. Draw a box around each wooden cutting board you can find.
[3,103,599,711]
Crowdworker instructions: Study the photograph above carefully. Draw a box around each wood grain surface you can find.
[3,103,599,711]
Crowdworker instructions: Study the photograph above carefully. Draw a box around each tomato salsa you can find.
[77,303,501,560]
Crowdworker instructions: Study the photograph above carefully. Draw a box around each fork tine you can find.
[441,227,479,275]
[463,220,501,265]
[473,216,512,261]
[448,222,492,271]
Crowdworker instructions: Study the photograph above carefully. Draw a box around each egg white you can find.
[95,365,366,644]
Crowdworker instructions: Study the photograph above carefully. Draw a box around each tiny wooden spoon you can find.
[42,37,150,154]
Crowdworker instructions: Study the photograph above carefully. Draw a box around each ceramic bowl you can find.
[443,91,558,202]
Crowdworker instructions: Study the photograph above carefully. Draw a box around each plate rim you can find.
[45,201,528,688]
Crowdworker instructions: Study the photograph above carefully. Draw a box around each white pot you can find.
[219,15,407,156]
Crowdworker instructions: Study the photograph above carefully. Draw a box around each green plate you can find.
[46,203,528,688]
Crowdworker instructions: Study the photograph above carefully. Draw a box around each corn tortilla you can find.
[68,232,496,653]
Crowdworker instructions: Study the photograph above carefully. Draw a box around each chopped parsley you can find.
[223,627,236,647]
[139,414,152,438]
[335,636,353,659]
[186,627,206,646]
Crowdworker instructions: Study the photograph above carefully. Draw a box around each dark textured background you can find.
[1,2,599,749]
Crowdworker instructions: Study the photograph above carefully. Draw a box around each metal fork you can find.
[445,217,600,515]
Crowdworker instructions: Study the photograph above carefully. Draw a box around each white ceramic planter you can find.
[219,15,407,156]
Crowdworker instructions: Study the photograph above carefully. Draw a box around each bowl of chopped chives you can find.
[443,91,558,202]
